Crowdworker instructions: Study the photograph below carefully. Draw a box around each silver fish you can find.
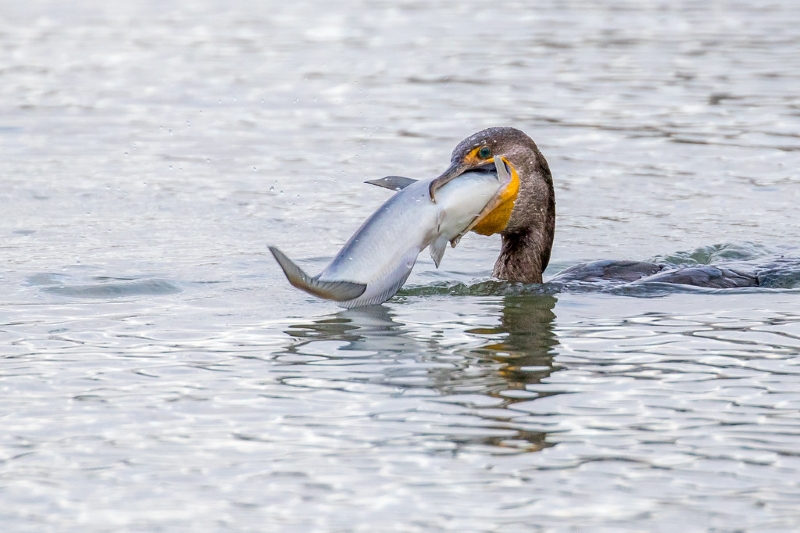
[270,157,513,308]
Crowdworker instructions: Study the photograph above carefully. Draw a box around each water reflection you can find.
[284,304,409,354]
[473,295,560,394]
[282,295,560,452]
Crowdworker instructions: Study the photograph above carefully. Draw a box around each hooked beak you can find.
[428,157,513,202]
[428,161,469,203]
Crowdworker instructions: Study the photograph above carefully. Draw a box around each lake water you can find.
[2,0,800,531]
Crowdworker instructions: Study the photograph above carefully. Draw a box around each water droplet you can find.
[269,186,275,192]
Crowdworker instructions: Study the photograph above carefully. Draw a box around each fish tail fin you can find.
[269,246,367,302]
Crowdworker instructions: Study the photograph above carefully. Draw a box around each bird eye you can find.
[478,146,492,159]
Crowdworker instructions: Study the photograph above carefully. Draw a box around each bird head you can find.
[429,127,553,236]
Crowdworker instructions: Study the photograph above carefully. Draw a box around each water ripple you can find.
[40,277,182,298]
[3,0,800,530]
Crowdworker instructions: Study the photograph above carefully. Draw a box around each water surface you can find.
[2,0,800,530]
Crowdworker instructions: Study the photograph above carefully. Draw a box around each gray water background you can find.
[2,0,800,531]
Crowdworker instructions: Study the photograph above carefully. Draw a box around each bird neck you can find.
[492,196,555,284]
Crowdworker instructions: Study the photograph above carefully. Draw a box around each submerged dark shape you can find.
[639,266,757,288]
[416,127,760,289]
[546,260,759,288]
[550,260,664,283]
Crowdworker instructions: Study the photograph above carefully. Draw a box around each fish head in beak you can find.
[429,137,521,237]
[428,143,497,202]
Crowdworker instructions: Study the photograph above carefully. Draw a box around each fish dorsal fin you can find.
[269,246,366,302]
[364,176,418,191]
[429,236,447,268]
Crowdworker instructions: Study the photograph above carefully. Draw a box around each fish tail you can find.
[269,246,367,302]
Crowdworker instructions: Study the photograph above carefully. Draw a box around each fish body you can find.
[271,159,510,307]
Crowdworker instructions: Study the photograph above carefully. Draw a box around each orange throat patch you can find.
[471,162,520,236]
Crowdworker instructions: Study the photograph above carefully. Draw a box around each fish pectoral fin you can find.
[269,246,366,302]
[364,176,418,191]
[429,236,447,268]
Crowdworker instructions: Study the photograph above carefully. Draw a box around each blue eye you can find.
[478,146,492,159]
